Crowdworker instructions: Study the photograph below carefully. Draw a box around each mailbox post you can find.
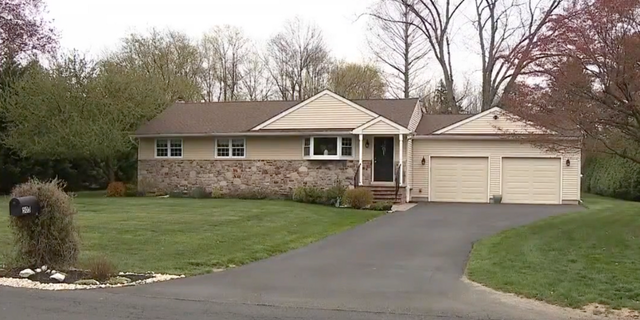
[9,196,40,217]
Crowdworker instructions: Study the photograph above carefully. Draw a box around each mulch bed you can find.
[0,268,153,284]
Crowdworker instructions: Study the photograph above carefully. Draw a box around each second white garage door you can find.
[430,157,489,203]
[502,158,561,204]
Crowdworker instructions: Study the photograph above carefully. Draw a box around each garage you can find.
[501,158,561,204]
[430,157,489,203]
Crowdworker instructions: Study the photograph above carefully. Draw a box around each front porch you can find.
[351,117,413,203]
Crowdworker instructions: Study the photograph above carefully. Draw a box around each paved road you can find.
[0,203,583,320]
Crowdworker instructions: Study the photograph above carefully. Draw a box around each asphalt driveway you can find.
[115,203,582,319]
[0,203,584,320]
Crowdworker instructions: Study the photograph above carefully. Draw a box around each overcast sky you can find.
[45,0,480,86]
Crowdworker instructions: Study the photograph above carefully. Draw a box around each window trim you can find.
[303,136,354,160]
[215,137,247,159]
[155,138,183,159]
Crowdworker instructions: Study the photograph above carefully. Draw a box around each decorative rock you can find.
[19,269,35,278]
[50,272,66,282]
[107,276,131,285]
[0,273,184,290]
[74,279,100,285]
[35,268,42,273]
[41,265,48,272]
[212,268,225,273]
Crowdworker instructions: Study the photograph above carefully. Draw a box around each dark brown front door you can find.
[373,137,394,182]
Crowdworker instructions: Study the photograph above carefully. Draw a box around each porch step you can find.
[361,186,405,204]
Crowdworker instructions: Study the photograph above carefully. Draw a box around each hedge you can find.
[583,155,640,201]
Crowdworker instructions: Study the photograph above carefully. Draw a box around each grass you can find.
[0,192,383,275]
[466,194,640,310]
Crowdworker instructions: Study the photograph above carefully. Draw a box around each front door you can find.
[373,137,395,182]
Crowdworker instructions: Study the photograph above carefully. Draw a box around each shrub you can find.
[190,186,211,199]
[137,177,156,196]
[369,201,393,211]
[583,154,640,201]
[344,188,374,209]
[106,182,126,197]
[231,188,270,200]
[9,178,80,269]
[83,255,117,281]
[169,190,185,198]
[124,184,137,197]
[292,186,327,204]
[325,181,347,205]
[211,187,224,199]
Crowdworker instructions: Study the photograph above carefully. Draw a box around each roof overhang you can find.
[132,131,355,138]
[413,134,580,140]
[352,116,411,135]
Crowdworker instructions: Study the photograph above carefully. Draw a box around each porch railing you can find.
[354,163,362,188]
[394,163,401,201]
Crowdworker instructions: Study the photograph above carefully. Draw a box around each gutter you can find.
[412,134,581,140]
[131,131,355,138]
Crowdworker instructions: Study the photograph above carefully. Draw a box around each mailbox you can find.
[9,196,40,217]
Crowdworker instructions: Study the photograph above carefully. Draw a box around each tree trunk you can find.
[105,157,116,183]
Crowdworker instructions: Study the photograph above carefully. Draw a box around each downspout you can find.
[406,135,413,203]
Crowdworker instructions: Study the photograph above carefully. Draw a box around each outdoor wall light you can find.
[566,159,571,167]
[421,156,426,165]
[365,139,370,148]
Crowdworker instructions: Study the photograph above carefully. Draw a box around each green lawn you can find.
[467,195,640,310]
[0,193,383,275]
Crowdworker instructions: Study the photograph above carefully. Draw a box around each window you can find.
[156,139,182,158]
[303,137,353,160]
[216,138,245,158]
[341,138,353,156]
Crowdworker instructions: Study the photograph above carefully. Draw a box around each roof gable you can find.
[353,117,411,134]
[252,90,378,131]
[434,107,549,135]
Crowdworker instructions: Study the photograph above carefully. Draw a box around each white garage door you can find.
[430,157,489,203]
[502,158,561,204]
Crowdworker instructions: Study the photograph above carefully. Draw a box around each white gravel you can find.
[0,273,185,290]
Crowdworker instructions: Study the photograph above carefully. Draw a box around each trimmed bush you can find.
[325,181,347,205]
[106,182,126,197]
[9,178,80,269]
[369,201,393,211]
[231,188,271,200]
[190,186,211,199]
[83,255,117,281]
[124,184,137,197]
[583,154,640,201]
[344,188,374,209]
[292,186,327,204]
[169,190,185,198]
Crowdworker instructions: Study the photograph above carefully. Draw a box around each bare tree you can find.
[368,0,431,98]
[241,48,274,101]
[374,0,467,112]
[201,25,248,101]
[474,0,563,110]
[266,18,331,100]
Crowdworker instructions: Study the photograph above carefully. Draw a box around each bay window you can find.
[304,137,353,160]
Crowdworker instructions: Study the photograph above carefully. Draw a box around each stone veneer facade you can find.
[138,160,373,196]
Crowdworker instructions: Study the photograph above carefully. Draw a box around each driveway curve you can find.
[0,203,583,320]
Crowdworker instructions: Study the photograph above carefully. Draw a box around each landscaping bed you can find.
[466,195,640,311]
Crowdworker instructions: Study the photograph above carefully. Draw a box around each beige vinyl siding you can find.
[411,139,580,202]
[446,109,546,134]
[262,94,375,129]
[407,101,423,131]
[430,157,489,203]
[502,158,561,204]
[361,121,401,134]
